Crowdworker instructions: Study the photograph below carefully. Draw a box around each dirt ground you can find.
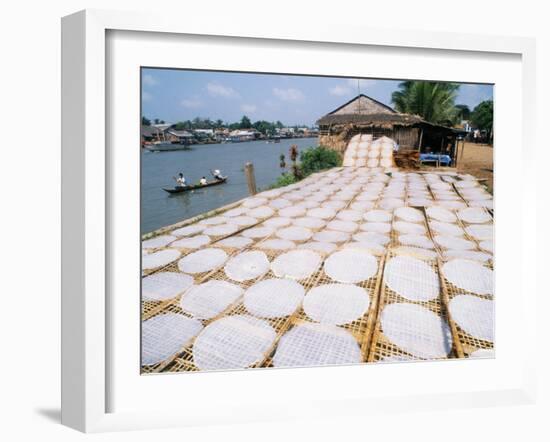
[455,142,494,193]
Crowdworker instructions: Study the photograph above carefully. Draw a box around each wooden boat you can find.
[162,177,227,193]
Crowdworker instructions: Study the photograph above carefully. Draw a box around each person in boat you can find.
[212,169,223,181]
[174,173,187,187]
[199,176,208,186]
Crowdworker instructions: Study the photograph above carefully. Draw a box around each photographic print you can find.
[140,68,494,374]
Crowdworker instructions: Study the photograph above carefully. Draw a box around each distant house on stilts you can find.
[316,94,458,163]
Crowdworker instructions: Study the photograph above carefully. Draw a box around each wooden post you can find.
[244,162,257,195]
[418,128,424,150]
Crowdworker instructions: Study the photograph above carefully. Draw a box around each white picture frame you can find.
[61,9,537,433]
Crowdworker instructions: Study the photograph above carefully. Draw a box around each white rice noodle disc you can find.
[242,197,268,208]
[324,249,378,283]
[273,322,361,368]
[247,206,275,218]
[313,230,350,243]
[380,303,452,359]
[142,314,203,366]
[350,201,375,211]
[449,295,494,342]
[381,148,393,158]
[470,348,495,358]
[178,248,228,274]
[269,198,292,209]
[298,241,338,254]
[199,216,229,226]
[244,278,305,318]
[407,198,434,207]
[394,206,424,222]
[367,158,379,167]
[216,236,253,249]
[172,224,204,237]
[293,216,326,229]
[468,199,493,209]
[171,235,211,249]
[304,283,370,325]
[442,259,493,295]
[367,150,380,159]
[384,256,440,301]
[307,207,336,219]
[278,206,307,218]
[465,224,494,240]
[353,231,389,245]
[224,251,270,282]
[393,221,426,235]
[479,239,494,253]
[180,280,243,319]
[257,239,295,250]
[263,216,292,228]
[142,272,194,301]
[455,180,478,189]
[142,235,177,249]
[429,221,464,236]
[434,235,476,250]
[202,224,239,237]
[276,226,313,241]
[258,188,283,198]
[357,150,368,158]
[271,249,322,280]
[443,250,492,263]
[294,200,320,210]
[458,207,492,224]
[393,246,438,261]
[326,220,358,233]
[343,157,355,167]
[143,249,181,270]
[356,193,379,202]
[193,315,276,371]
[343,241,386,254]
[223,207,247,217]
[364,209,392,223]
[322,200,347,210]
[380,158,393,168]
[398,234,434,249]
[439,200,467,210]
[227,216,258,227]
[426,206,457,222]
[336,210,363,222]
[360,222,391,233]
[241,226,275,239]
[378,198,404,210]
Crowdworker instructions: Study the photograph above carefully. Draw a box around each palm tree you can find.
[392,81,460,126]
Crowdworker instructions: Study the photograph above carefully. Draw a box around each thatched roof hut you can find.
[317,94,457,155]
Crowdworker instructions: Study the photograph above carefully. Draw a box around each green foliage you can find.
[470,100,493,132]
[239,115,252,129]
[392,81,460,126]
[269,173,298,189]
[455,104,471,121]
[142,116,151,126]
[299,146,342,176]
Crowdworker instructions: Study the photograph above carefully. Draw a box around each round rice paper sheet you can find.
[143,249,181,270]
[273,322,361,368]
[172,224,204,237]
[479,239,494,253]
[269,198,292,209]
[442,259,493,295]
[458,207,492,224]
[241,226,275,239]
[324,249,378,283]
[394,206,424,222]
[223,207,247,217]
[229,216,258,227]
[242,197,268,208]
[443,250,492,263]
[465,224,493,240]
[439,200,467,210]
[384,256,440,301]
[202,224,239,237]
[304,283,370,325]
[244,278,305,318]
[142,235,177,250]
[216,236,253,249]
[271,249,322,280]
[380,303,452,359]
[199,216,228,226]
[298,241,338,254]
[378,198,404,210]
[180,280,244,319]
[393,246,438,261]
[364,209,392,223]
[321,200,347,210]
[276,226,314,241]
[171,235,211,249]
[193,315,276,371]
[278,206,307,218]
[263,217,292,228]
[355,158,367,167]
[344,241,386,254]
[380,158,393,168]
[429,221,463,237]
[393,221,426,235]
[426,206,457,223]
[351,201,375,211]
[257,239,295,250]
[224,251,270,282]
[353,231,389,245]
[336,210,363,222]
[434,235,476,250]
[293,217,326,229]
[360,222,391,233]
[142,272,194,301]
[326,220,358,233]
[142,314,203,366]
[313,230,350,243]
[449,295,494,342]
[178,248,228,274]
[247,206,275,218]
[398,234,434,249]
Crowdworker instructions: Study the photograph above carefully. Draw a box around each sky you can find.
[141,68,493,126]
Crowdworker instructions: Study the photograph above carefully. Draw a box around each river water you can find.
[141,138,317,234]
